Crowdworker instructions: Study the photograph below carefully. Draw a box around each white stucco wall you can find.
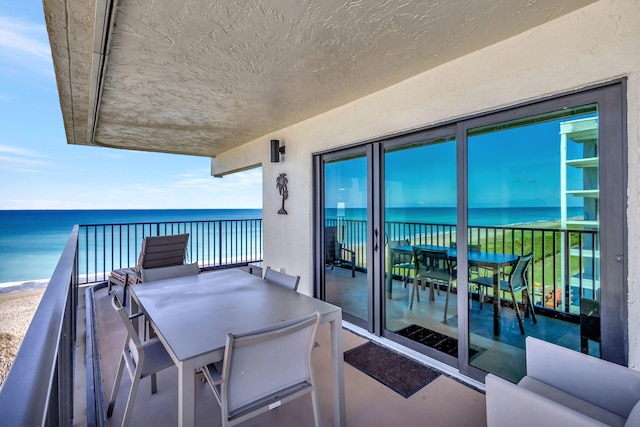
[212,0,640,367]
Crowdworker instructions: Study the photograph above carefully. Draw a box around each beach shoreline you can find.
[0,289,45,388]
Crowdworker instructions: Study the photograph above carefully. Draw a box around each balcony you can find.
[0,217,596,425]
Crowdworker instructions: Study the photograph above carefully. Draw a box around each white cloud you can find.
[0,16,50,59]
[0,15,54,82]
[0,199,83,210]
[0,144,42,157]
[173,167,262,192]
[0,144,49,171]
[0,154,48,168]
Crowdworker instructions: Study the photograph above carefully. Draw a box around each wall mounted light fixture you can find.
[270,139,285,163]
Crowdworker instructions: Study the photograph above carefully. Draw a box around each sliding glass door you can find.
[382,131,460,363]
[465,105,601,382]
[321,149,371,328]
[315,81,626,381]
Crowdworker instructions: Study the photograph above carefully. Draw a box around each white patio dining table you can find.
[130,268,346,427]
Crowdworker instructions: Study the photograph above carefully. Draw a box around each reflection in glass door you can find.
[323,154,369,327]
[466,105,600,382]
[383,135,459,361]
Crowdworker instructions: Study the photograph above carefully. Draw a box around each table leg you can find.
[493,268,501,335]
[178,361,196,427]
[330,318,346,427]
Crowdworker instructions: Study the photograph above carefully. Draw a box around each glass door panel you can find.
[466,105,600,382]
[383,135,458,361]
[323,154,369,326]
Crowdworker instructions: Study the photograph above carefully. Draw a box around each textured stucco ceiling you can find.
[44,0,595,158]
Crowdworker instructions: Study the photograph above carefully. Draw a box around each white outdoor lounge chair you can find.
[108,233,189,305]
[486,337,640,427]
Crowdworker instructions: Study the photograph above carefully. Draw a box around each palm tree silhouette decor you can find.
[276,173,288,214]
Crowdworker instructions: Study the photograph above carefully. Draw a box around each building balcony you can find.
[0,218,598,425]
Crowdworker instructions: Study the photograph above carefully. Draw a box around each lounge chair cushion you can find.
[109,268,140,286]
[518,376,626,427]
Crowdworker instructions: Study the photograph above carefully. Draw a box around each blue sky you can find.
[0,2,262,210]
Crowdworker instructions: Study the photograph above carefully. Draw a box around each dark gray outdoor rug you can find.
[395,324,483,359]
[343,341,440,398]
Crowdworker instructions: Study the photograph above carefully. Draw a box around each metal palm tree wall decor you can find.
[276,173,288,214]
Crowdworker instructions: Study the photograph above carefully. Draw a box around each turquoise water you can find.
[0,207,581,286]
[0,209,262,285]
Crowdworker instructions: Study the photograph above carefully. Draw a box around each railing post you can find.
[218,221,223,267]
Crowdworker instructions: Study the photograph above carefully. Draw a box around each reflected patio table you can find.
[391,244,518,335]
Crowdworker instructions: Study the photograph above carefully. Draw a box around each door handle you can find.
[374,228,379,252]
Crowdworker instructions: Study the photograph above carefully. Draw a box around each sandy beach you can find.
[0,289,45,387]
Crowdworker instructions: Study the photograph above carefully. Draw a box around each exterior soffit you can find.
[44,0,597,158]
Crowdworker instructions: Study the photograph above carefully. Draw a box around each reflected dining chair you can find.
[201,311,321,427]
[412,247,457,319]
[470,252,537,335]
[107,294,175,427]
[388,239,414,288]
[263,266,300,291]
[324,225,356,277]
[450,242,482,279]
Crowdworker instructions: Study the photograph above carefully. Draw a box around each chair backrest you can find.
[221,311,320,418]
[509,253,533,291]
[325,226,338,262]
[413,247,453,275]
[389,239,411,265]
[110,293,142,350]
[136,234,189,271]
[450,242,482,252]
[263,266,300,291]
[141,262,199,282]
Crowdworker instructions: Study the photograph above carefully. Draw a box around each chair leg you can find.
[107,354,126,417]
[581,336,590,354]
[524,289,537,324]
[150,373,157,394]
[310,388,321,427]
[409,281,420,309]
[443,281,451,321]
[509,288,525,335]
[122,366,144,427]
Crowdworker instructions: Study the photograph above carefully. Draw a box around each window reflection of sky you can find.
[324,112,597,214]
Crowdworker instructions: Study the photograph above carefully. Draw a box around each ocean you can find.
[0,207,581,290]
[0,209,262,288]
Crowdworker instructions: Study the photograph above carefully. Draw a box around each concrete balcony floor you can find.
[90,270,486,427]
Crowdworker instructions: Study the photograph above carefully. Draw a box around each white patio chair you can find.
[107,294,175,427]
[263,266,300,291]
[201,311,321,427]
[140,262,199,282]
